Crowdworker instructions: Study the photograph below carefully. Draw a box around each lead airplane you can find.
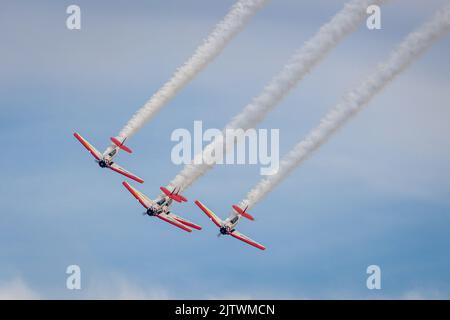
[73,132,144,183]
[194,200,265,250]
[123,181,202,233]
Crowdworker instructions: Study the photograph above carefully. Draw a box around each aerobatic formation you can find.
[73,0,450,251]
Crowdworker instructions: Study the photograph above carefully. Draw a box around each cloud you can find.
[85,274,170,300]
[207,293,254,300]
[1,1,449,301]
[401,289,446,300]
[0,278,39,300]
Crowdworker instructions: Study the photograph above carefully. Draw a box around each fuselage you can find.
[221,214,241,234]
[98,145,120,168]
[145,196,173,216]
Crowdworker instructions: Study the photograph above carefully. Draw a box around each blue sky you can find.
[1,0,450,299]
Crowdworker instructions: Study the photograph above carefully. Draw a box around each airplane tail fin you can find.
[232,205,254,221]
[110,137,133,153]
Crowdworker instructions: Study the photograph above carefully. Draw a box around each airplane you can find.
[194,200,265,250]
[122,181,202,233]
[73,132,144,183]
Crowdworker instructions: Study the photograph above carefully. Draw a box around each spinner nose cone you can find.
[146,208,156,216]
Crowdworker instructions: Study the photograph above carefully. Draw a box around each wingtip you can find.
[122,181,134,193]
[73,132,81,140]
[245,214,255,221]
[136,177,145,184]
[191,223,202,231]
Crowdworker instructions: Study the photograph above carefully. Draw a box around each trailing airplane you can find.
[195,200,265,250]
[73,132,144,183]
[122,181,201,233]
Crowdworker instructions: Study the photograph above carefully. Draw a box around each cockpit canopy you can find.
[108,149,117,157]
[230,215,239,224]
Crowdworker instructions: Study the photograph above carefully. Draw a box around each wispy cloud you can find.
[401,289,446,300]
[84,274,170,300]
[0,278,39,300]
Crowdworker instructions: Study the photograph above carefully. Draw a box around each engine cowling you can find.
[146,207,157,216]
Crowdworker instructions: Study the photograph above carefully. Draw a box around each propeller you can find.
[218,226,229,237]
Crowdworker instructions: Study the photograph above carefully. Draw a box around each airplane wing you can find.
[110,163,144,184]
[168,212,202,230]
[122,181,153,209]
[156,213,192,233]
[229,230,266,251]
[194,200,223,228]
[73,132,102,161]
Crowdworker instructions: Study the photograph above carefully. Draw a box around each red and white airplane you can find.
[195,200,265,250]
[123,181,202,233]
[73,132,144,183]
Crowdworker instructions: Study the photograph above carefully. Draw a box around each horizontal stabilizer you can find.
[111,137,132,153]
[160,186,187,203]
[232,205,254,221]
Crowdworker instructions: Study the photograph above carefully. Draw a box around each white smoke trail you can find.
[240,3,450,209]
[169,0,387,191]
[116,0,269,140]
